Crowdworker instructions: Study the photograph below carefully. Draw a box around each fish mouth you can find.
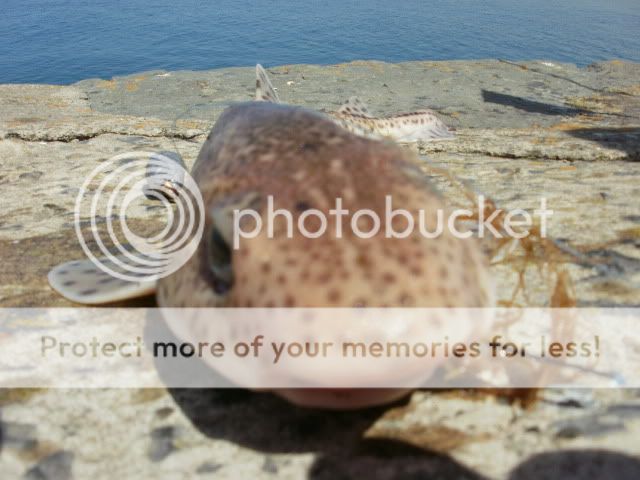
[263,361,438,408]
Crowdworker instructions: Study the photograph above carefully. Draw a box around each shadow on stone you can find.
[482,89,590,116]
[168,387,403,454]
[508,450,640,480]
[168,388,487,479]
[565,127,640,161]
[309,438,487,480]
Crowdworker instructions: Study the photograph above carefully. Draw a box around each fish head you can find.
[156,102,493,408]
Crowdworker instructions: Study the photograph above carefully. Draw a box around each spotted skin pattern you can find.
[330,108,455,142]
[156,102,493,408]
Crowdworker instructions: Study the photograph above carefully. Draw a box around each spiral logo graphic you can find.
[74,152,204,282]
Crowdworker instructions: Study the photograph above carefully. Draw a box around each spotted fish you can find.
[49,68,493,409]
[256,64,455,142]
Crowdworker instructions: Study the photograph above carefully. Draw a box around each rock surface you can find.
[1,60,639,478]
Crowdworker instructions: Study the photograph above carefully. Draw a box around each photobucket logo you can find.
[232,195,552,249]
[74,152,204,281]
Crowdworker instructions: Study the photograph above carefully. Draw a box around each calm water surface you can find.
[1,0,639,84]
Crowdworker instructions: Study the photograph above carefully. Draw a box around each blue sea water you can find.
[1,0,639,84]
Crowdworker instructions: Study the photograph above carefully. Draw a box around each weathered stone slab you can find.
[1,60,640,479]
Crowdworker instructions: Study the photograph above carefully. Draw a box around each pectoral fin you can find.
[48,257,156,304]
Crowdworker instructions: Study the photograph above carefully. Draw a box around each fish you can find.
[256,64,455,143]
[48,65,493,409]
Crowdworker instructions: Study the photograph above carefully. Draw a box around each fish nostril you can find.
[207,226,234,295]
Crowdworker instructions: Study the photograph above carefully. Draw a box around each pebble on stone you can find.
[148,426,178,462]
[0,421,37,451]
[23,451,73,480]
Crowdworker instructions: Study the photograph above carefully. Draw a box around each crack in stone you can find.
[4,130,206,143]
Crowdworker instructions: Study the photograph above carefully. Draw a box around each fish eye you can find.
[207,226,233,295]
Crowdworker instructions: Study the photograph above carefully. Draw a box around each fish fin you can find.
[255,64,280,103]
[386,110,455,143]
[338,97,373,117]
[48,257,156,305]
